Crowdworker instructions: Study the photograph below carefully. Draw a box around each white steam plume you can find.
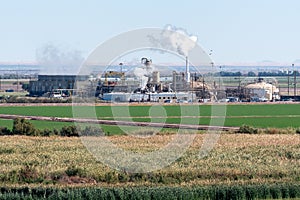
[148,25,198,57]
[163,25,198,57]
[133,59,155,90]
[36,43,84,75]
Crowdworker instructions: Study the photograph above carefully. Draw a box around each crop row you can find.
[0,184,299,200]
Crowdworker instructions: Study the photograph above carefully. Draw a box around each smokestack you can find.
[186,56,190,83]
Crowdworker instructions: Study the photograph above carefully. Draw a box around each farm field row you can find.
[1,104,300,129]
[1,104,300,117]
[2,116,300,130]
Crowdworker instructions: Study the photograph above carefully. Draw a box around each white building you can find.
[245,81,280,101]
[101,92,196,103]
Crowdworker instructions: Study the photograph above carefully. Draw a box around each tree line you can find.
[216,71,300,77]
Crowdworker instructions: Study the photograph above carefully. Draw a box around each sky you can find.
[0,0,300,66]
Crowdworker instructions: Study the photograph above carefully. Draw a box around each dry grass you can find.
[0,134,299,187]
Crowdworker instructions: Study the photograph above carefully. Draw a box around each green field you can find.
[1,104,300,129]
[0,119,141,135]
[0,103,299,117]
[0,119,73,130]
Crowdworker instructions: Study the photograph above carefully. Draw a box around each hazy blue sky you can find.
[0,0,300,65]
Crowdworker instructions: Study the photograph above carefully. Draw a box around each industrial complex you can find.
[25,57,287,103]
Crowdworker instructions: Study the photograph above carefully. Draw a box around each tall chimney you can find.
[186,56,190,83]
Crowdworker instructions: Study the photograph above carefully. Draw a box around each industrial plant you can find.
[99,57,200,103]
[25,57,287,103]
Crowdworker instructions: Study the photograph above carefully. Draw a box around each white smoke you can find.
[36,43,84,75]
[162,25,198,57]
[133,59,155,90]
[148,25,198,57]
[133,67,149,90]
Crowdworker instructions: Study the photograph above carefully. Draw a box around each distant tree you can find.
[235,72,242,76]
[247,71,256,77]
[220,71,242,77]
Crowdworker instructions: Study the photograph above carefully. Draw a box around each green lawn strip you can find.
[0,105,209,118]
[1,104,300,129]
[0,106,74,117]
[224,117,300,128]
[31,120,74,130]
[111,116,300,128]
[0,119,13,128]
[100,124,133,135]
[0,119,74,130]
[0,104,299,118]
[225,104,300,116]
[2,115,300,130]
[0,119,134,135]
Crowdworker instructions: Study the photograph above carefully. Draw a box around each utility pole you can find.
[202,76,205,102]
[293,64,296,98]
[288,70,290,96]
[219,66,221,90]
[16,70,19,92]
[119,62,124,86]
[238,75,241,100]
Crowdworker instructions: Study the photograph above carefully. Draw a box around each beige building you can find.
[245,80,280,101]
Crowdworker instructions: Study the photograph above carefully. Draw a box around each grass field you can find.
[1,103,300,117]
[0,119,73,130]
[1,104,300,129]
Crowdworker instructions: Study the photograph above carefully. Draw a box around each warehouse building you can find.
[28,75,90,96]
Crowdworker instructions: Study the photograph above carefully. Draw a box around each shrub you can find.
[264,128,280,134]
[49,171,65,181]
[65,166,85,177]
[117,172,130,183]
[1,121,92,137]
[0,147,15,154]
[60,125,79,137]
[0,126,12,135]
[237,125,258,134]
[12,118,37,136]
[18,164,44,183]
[53,128,59,136]
[41,128,53,137]
[81,126,103,136]
[104,171,119,184]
